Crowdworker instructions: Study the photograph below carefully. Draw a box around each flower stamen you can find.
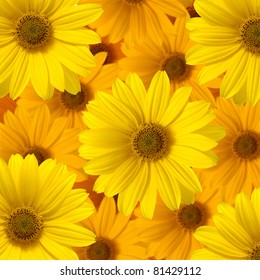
[5,206,43,245]
[14,11,52,50]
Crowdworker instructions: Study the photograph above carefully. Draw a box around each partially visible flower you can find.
[79,70,225,218]
[192,187,260,260]
[0,154,95,260]
[186,0,260,105]
[17,52,119,129]
[74,197,147,260]
[0,105,86,181]
[134,175,221,259]
[0,0,103,99]
[118,17,219,104]
[79,0,186,47]
[199,97,260,203]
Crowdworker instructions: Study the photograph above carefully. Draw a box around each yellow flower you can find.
[0,105,86,181]
[118,17,219,104]
[74,197,147,260]
[133,174,221,260]
[199,97,260,204]
[0,0,103,100]
[79,70,225,218]
[192,187,260,260]
[186,0,260,105]
[17,52,119,129]
[79,0,186,47]
[0,154,95,259]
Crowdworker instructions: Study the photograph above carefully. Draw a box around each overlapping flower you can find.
[0,0,259,260]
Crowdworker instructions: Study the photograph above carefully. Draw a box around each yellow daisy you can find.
[192,187,260,260]
[74,197,147,259]
[0,0,103,100]
[118,17,219,104]
[79,0,186,47]
[186,0,260,105]
[134,174,221,260]
[0,96,16,122]
[0,154,95,260]
[79,70,225,219]
[17,52,119,129]
[199,97,260,204]
[0,105,86,181]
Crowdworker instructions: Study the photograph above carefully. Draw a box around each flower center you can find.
[23,146,49,165]
[5,206,43,245]
[125,0,143,5]
[131,123,169,161]
[232,131,260,160]
[14,11,52,51]
[89,43,115,64]
[86,238,113,260]
[161,53,190,82]
[177,203,206,230]
[248,241,260,260]
[239,16,260,54]
[60,86,89,111]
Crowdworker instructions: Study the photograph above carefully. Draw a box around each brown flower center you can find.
[232,131,260,160]
[5,206,43,245]
[86,238,114,260]
[239,16,260,54]
[177,203,206,230]
[23,146,49,165]
[60,84,90,111]
[131,123,169,161]
[248,241,260,260]
[161,53,190,82]
[14,11,52,50]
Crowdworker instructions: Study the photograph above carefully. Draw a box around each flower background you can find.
[0,0,259,260]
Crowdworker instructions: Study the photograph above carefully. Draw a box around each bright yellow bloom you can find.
[186,0,260,105]
[134,174,221,260]
[199,97,260,204]
[17,52,119,129]
[79,71,225,218]
[0,154,95,259]
[0,0,103,100]
[192,187,260,260]
[118,17,219,105]
[79,0,186,48]
[0,105,86,181]
[74,197,147,259]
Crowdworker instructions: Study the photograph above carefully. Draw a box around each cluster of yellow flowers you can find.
[0,0,259,260]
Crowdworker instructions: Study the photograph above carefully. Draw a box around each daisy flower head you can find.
[0,0,103,100]
[79,0,187,48]
[133,175,221,260]
[0,154,96,259]
[0,105,86,181]
[118,16,219,104]
[74,197,147,260]
[79,70,225,219]
[17,52,119,129]
[186,0,260,105]
[192,187,260,260]
[199,97,260,203]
